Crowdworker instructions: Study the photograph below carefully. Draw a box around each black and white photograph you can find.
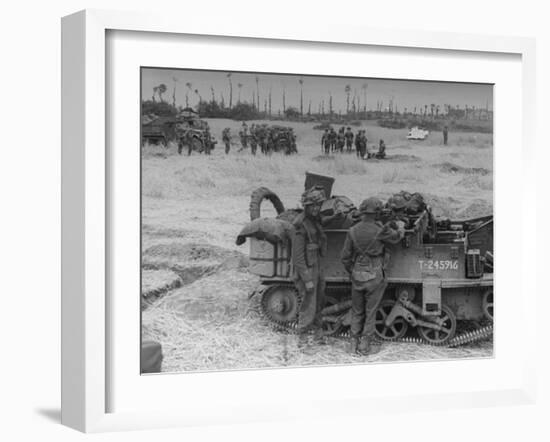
[140,68,494,373]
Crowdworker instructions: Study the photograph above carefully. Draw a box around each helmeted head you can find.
[301,187,326,217]
[388,195,407,211]
[359,197,383,215]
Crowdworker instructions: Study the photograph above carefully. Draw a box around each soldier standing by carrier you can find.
[222,128,231,154]
[292,187,327,338]
[341,197,405,355]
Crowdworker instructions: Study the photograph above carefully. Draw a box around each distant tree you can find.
[210,86,216,103]
[255,76,260,112]
[308,100,311,116]
[141,100,177,117]
[362,83,368,112]
[345,85,351,114]
[185,82,192,107]
[299,78,304,116]
[329,93,333,115]
[227,73,233,109]
[237,83,243,104]
[230,102,259,120]
[282,85,286,113]
[284,106,300,119]
[194,89,202,105]
[172,77,178,107]
[268,87,272,116]
[157,84,167,102]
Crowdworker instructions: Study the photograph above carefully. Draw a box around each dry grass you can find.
[141,118,493,372]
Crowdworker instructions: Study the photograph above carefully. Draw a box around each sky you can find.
[141,68,493,114]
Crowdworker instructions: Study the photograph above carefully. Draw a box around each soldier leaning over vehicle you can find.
[341,197,405,356]
[292,187,328,343]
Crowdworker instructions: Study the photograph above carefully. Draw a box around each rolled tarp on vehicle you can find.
[236,217,295,246]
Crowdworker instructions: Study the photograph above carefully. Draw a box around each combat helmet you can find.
[301,186,326,207]
[388,195,407,211]
[359,197,383,214]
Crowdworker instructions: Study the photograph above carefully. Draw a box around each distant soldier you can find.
[239,129,248,149]
[345,127,354,152]
[443,125,449,145]
[377,139,386,159]
[355,130,362,157]
[321,129,330,155]
[288,128,297,154]
[292,187,327,338]
[203,128,212,155]
[222,128,231,154]
[249,132,258,155]
[337,131,345,153]
[341,197,405,355]
[329,128,337,152]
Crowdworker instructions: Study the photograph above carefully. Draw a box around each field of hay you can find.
[141,118,493,373]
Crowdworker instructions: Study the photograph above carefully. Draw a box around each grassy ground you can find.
[141,118,493,373]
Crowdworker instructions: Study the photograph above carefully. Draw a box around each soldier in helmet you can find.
[345,127,354,153]
[222,128,231,154]
[376,139,386,159]
[341,197,405,355]
[321,129,330,155]
[292,187,327,339]
[328,128,337,152]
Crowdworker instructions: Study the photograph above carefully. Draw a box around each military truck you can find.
[175,108,215,154]
[141,108,215,153]
[238,174,493,346]
[141,114,177,146]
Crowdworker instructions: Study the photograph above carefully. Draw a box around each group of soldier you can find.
[223,122,297,156]
[292,187,406,356]
[321,127,386,159]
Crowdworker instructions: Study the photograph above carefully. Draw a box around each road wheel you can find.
[249,187,285,221]
[191,137,203,153]
[417,304,457,345]
[482,289,493,322]
[375,300,409,340]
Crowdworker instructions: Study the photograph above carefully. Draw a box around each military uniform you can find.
[222,128,231,154]
[328,129,337,152]
[443,126,449,145]
[345,128,354,152]
[321,130,330,155]
[341,197,404,355]
[249,133,258,155]
[292,188,327,331]
[377,140,386,159]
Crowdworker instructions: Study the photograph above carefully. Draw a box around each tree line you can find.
[146,75,492,123]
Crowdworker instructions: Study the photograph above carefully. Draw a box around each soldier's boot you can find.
[358,336,381,356]
[350,337,359,355]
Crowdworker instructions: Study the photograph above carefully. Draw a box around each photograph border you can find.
[61,9,537,432]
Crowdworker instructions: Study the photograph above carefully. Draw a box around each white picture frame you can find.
[61,9,537,433]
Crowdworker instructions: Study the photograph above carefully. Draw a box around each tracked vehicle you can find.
[241,174,493,346]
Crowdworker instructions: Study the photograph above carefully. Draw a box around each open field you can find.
[141,118,493,372]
